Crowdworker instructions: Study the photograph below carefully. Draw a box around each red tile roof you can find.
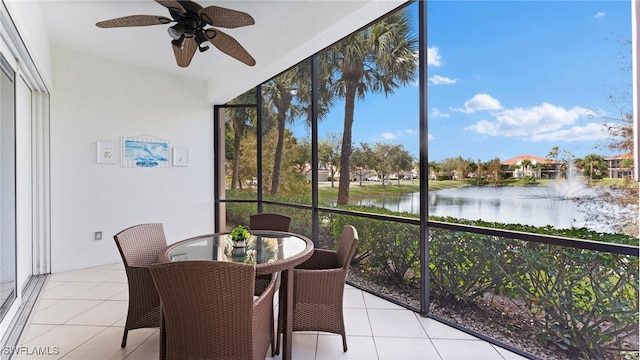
[604,152,633,160]
[501,154,555,166]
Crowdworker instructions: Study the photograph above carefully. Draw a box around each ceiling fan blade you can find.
[155,0,187,14]
[206,29,255,66]
[198,6,255,28]
[96,15,172,28]
[172,36,198,67]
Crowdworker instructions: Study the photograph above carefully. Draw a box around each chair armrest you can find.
[254,273,276,296]
[125,265,153,280]
[254,272,278,306]
[127,264,152,270]
[296,249,339,270]
[293,268,347,304]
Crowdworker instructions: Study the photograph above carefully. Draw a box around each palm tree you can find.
[226,90,257,189]
[324,9,418,204]
[262,68,303,195]
[262,58,334,195]
[520,159,532,178]
[582,153,606,182]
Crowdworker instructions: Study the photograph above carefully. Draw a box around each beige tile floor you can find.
[16,263,529,360]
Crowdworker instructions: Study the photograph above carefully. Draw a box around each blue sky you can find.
[296,1,632,163]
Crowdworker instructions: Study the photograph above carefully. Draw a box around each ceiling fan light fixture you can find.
[194,30,208,44]
[194,29,210,52]
[167,23,185,40]
[171,34,185,49]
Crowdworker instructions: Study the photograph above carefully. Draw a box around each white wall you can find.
[4,0,52,88]
[50,47,215,273]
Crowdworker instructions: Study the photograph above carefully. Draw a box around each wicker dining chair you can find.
[276,225,359,353]
[249,213,292,232]
[113,223,167,348]
[150,261,278,360]
[249,212,291,355]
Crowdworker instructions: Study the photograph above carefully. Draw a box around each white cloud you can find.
[427,46,442,66]
[466,119,499,136]
[377,130,417,142]
[530,122,606,142]
[430,108,450,118]
[595,12,606,18]
[428,133,436,140]
[465,102,594,140]
[452,93,502,113]
[429,75,457,85]
[380,132,397,140]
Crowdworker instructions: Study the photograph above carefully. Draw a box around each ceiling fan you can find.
[96,0,256,67]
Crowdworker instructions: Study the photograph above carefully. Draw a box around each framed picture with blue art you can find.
[121,136,170,168]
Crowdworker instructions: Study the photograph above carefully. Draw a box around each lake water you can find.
[347,182,632,234]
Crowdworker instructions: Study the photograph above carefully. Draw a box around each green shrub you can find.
[329,206,420,286]
[503,243,639,358]
[428,229,510,304]
[225,201,639,358]
[224,192,257,228]
[429,216,638,358]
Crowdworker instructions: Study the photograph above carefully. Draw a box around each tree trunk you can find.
[330,164,335,188]
[271,111,286,195]
[232,125,242,189]
[337,81,357,205]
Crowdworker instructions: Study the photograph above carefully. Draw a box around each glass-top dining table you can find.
[157,230,314,360]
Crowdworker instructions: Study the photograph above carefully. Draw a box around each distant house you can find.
[298,162,375,182]
[297,163,332,181]
[501,154,557,178]
[605,153,633,178]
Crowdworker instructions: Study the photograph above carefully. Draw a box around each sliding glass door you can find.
[0,55,16,320]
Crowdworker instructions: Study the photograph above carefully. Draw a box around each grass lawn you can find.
[318,179,467,200]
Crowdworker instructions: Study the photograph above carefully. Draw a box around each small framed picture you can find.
[96,141,117,164]
[172,147,189,167]
[121,136,170,168]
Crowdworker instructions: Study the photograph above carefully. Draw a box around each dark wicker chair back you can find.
[248,212,291,355]
[249,213,292,232]
[114,223,167,267]
[276,225,358,354]
[113,223,167,348]
[336,224,358,269]
[150,261,278,360]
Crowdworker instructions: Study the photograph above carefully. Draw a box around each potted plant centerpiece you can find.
[229,225,250,248]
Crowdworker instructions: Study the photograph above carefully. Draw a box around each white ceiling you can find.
[9,0,406,104]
